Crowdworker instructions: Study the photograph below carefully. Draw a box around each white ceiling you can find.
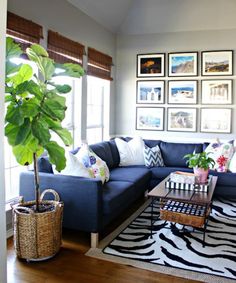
[67,0,236,35]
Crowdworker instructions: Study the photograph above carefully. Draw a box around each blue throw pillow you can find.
[143,145,164,168]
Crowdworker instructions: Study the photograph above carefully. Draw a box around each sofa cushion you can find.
[90,141,114,169]
[160,141,203,167]
[102,181,134,214]
[208,170,236,187]
[108,140,120,168]
[109,167,151,194]
[144,139,161,148]
[38,157,53,173]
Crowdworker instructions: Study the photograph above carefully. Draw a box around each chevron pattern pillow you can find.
[144,145,164,168]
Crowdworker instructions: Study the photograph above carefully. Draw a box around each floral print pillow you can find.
[76,144,110,184]
[205,141,234,172]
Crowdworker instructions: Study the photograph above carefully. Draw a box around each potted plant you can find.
[184,151,215,183]
[5,37,84,260]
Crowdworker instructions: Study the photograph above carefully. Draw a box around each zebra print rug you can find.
[87,198,236,282]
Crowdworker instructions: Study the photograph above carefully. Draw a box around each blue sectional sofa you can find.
[19,138,236,246]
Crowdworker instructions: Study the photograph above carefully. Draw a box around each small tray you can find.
[165,175,212,193]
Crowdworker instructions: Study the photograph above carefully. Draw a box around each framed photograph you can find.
[200,108,232,133]
[201,80,232,104]
[136,80,165,104]
[168,80,197,104]
[168,52,198,77]
[167,108,197,132]
[136,107,164,131]
[201,50,233,76]
[137,53,165,77]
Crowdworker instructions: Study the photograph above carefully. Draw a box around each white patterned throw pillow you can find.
[143,145,164,168]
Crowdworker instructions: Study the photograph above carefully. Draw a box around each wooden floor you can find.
[7,199,202,283]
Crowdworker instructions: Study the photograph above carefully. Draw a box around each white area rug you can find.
[86,197,236,283]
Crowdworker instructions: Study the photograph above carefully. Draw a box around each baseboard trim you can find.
[7,228,13,239]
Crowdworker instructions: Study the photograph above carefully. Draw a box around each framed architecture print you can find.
[168,52,198,77]
[201,50,233,76]
[137,53,165,77]
[136,80,165,104]
[136,107,164,131]
[201,80,232,104]
[200,108,232,133]
[168,80,197,104]
[167,108,197,132]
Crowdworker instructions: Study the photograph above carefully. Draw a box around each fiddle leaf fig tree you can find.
[5,37,85,211]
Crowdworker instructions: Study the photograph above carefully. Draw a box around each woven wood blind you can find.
[87,47,113,81]
[7,12,43,50]
[47,30,85,65]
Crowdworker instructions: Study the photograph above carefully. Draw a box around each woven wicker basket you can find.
[12,189,64,260]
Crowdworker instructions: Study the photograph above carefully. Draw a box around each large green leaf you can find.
[54,128,73,146]
[32,119,51,145]
[6,37,22,60]
[55,84,72,94]
[5,123,19,146]
[12,144,33,166]
[5,103,24,126]
[5,61,22,76]
[40,57,55,80]
[21,98,40,118]
[42,94,66,121]
[11,64,33,87]
[15,118,31,145]
[54,63,85,78]
[45,142,66,171]
[30,44,49,57]
[26,80,44,100]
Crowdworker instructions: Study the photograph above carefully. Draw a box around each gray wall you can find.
[7,0,117,138]
[115,29,236,141]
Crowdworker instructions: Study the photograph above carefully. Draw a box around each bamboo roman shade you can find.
[87,47,113,81]
[7,12,43,50]
[47,30,85,65]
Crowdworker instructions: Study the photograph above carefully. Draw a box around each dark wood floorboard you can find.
[7,198,202,283]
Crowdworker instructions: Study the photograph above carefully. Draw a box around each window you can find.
[86,76,110,144]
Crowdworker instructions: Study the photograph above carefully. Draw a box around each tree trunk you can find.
[33,153,40,212]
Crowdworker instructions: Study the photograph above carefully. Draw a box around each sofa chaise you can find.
[19,138,236,246]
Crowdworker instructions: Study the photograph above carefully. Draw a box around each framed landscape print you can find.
[200,108,232,133]
[137,53,165,77]
[167,108,197,132]
[201,50,233,76]
[168,80,197,104]
[136,80,165,104]
[201,80,232,104]
[136,107,164,131]
[168,52,198,77]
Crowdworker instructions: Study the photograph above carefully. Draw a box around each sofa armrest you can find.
[19,171,103,233]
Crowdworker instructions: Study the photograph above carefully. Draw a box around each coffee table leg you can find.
[150,197,154,238]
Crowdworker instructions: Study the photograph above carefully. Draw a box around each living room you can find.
[1,0,236,282]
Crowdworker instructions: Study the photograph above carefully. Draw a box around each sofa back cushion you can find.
[108,140,120,168]
[38,157,53,173]
[90,141,114,169]
[160,141,203,167]
[144,139,161,148]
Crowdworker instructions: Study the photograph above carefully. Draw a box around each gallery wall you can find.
[115,28,236,141]
[7,0,117,139]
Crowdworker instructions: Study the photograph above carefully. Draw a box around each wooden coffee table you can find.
[148,175,218,246]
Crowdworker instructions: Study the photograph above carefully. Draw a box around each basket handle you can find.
[13,206,34,214]
[40,189,60,202]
